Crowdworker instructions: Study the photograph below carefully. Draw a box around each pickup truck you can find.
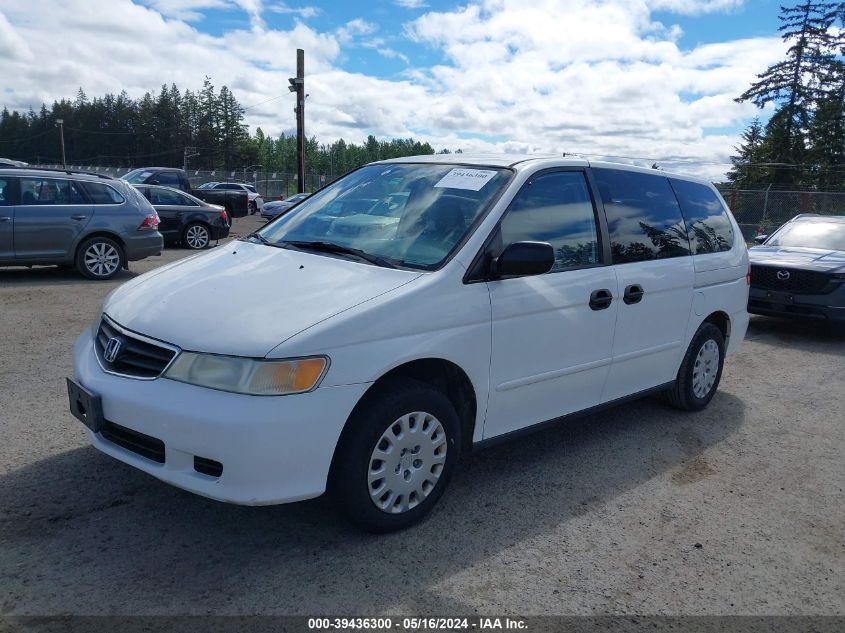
[120,167,250,218]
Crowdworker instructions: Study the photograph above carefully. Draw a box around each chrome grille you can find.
[95,317,178,379]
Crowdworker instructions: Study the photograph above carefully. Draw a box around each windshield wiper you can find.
[242,232,281,247]
[282,240,398,268]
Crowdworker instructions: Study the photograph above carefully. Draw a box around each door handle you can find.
[0,216,11,222]
[589,288,613,311]
[623,284,645,305]
[70,214,88,221]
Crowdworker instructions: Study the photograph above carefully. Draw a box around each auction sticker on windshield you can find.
[434,168,498,191]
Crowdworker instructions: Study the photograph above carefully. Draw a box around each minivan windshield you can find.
[255,163,511,270]
[121,169,156,184]
[767,220,845,251]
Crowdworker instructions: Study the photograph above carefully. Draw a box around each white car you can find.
[203,182,263,213]
[68,155,749,532]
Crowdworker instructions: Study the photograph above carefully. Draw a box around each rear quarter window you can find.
[669,178,734,254]
[594,168,690,264]
[82,182,126,205]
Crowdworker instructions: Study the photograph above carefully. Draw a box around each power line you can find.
[0,128,54,144]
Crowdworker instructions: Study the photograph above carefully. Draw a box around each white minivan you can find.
[68,155,749,532]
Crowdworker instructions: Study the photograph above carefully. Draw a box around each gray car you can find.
[260,192,310,220]
[749,214,845,322]
[0,168,163,280]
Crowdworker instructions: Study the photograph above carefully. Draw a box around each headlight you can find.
[164,353,328,396]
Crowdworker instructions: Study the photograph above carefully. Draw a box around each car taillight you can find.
[746,265,751,286]
[221,209,229,224]
[138,212,159,231]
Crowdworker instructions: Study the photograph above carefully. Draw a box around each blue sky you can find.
[0,0,789,178]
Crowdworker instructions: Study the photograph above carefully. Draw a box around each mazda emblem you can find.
[104,337,123,363]
[777,270,791,281]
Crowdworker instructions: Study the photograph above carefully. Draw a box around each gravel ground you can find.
[0,214,843,616]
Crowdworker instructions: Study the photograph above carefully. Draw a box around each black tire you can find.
[248,200,257,214]
[666,322,726,411]
[330,377,462,533]
[75,236,125,280]
[182,222,211,250]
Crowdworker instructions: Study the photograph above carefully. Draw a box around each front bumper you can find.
[748,284,845,322]
[123,231,164,261]
[72,329,370,505]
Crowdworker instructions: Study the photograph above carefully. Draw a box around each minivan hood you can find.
[749,246,845,272]
[104,241,421,356]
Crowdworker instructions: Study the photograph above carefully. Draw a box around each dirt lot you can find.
[0,214,843,616]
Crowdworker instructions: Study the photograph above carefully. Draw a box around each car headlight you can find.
[163,353,328,396]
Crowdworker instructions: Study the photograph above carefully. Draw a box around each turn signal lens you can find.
[746,266,751,286]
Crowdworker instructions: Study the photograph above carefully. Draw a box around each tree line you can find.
[0,77,435,175]
[728,1,845,190]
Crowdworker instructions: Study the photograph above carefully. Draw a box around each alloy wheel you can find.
[185,225,210,249]
[83,242,120,278]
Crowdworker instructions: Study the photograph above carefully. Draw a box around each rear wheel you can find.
[331,378,461,533]
[76,236,124,280]
[666,322,725,411]
[183,223,210,250]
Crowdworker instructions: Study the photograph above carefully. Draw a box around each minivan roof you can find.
[376,154,716,186]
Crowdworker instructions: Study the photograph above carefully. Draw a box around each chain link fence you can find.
[29,164,335,199]
[716,186,845,240]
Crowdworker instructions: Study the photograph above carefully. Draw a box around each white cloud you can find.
[268,2,319,18]
[394,0,428,8]
[647,0,743,16]
[0,0,784,180]
[142,0,229,21]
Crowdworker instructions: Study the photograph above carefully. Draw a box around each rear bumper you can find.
[123,232,163,261]
[748,285,845,322]
[210,223,230,241]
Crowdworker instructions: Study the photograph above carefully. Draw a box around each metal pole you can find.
[56,119,66,168]
[762,183,772,225]
[296,48,305,194]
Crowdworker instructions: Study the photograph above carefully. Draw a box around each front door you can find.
[147,187,204,238]
[14,176,92,261]
[484,169,619,440]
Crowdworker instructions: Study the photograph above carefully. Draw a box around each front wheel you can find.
[183,223,211,250]
[330,378,461,533]
[666,322,725,411]
[76,236,124,280]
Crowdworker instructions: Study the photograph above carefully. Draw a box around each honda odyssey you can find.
[68,155,749,532]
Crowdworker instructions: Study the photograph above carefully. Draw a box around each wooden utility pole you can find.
[55,119,66,168]
[289,49,306,193]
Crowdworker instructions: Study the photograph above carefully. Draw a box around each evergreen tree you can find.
[736,1,840,182]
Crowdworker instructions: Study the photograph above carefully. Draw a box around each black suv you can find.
[0,168,163,280]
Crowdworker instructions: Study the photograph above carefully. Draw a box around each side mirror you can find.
[492,241,555,278]
[754,234,768,244]
[148,179,160,186]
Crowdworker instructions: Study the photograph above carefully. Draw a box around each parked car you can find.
[0,167,162,279]
[203,182,264,213]
[134,185,230,250]
[121,168,249,218]
[748,214,845,321]
[68,155,749,531]
[261,192,310,220]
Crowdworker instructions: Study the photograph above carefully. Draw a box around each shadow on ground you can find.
[0,390,745,615]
